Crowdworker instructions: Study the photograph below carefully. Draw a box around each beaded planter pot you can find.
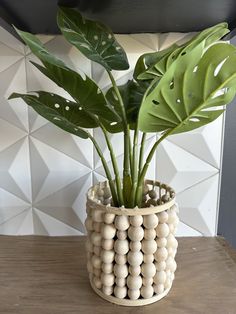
[85,179,179,306]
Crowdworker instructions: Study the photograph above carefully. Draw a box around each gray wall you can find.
[218,36,236,248]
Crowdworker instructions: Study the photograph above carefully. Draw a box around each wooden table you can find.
[0,236,235,314]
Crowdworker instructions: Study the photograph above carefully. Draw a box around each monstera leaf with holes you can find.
[8,5,236,208]
[57,6,129,71]
[13,28,120,128]
[134,23,229,81]
[9,92,98,139]
[138,43,236,134]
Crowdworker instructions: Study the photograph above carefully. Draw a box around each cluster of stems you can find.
[86,71,170,208]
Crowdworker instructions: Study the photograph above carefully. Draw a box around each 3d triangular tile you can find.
[0,60,28,132]
[0,118,26,152]
[17,209,34,235]
[33,208,83,236]
[35,205,85,234]
[0,42,24,72]
[8,137,31,201]
[29,137,49,202]
[177,175,219,235]
[156,140,218,193]
[30,137,91,203]
[176,221,202,237]
[32,208,49,235]
[158,32,194,50]
[93,171,107,186]
[131,34,159,51]
[44,36,92,76]
[0,27,25,54]
[168,116,223,168]
[0,209,30,235]
[32,123,93,168]
[0,138,30,202]
[0,187,30,226]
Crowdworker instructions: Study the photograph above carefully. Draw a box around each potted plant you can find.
[9,7,236,306]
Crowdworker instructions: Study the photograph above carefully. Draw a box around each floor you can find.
[0,236,235,314]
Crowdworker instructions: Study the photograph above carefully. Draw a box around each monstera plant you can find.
[9,7,236,209]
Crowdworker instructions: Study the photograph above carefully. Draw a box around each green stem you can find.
[107,71,131,206]
[135,129,173,207]
[129,134,133,181]
[130,126,139,207]
[99,122,124,205]
[87,132,119,207]
[138,132,146,178]
[133,77,160,207]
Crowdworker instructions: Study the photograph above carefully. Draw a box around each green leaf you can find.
[15,28,120,123]
[133,44,178,80]
[138,43,236,135]
[136,23,229,81]
[9,92,95,138]
[57,6,129,71]
[102,80,149,133]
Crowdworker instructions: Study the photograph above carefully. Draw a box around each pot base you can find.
[90,278,172,306]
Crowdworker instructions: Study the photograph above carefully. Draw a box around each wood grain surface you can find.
[0,236,235,314]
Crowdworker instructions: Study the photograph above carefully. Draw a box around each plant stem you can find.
[130,126,139,207]
[133,77,161,207]
[99,122,124,205]
[129,134,133,181]
[135,129,173,207]
[87,132,119,207]
[138,132,146,177]
[107,71,131,206]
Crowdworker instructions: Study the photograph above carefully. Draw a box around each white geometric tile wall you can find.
[0,27,224,236]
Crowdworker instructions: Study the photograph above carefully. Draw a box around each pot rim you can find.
[87,179,176,216]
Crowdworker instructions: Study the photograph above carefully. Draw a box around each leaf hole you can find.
[193,66,198,73]
[94,35,98,40]
[171,55,175,59]
[181,51,186,56]
[152,100,160,105]
[214,57,228,77]
[189,117,200,122]
[80,43,90,50]
[176,99,181,103]
[170,80,174,89]
[55,103,60,108]
[110,122,118,126]
[65,106,70,111]
[53,117,61,121]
